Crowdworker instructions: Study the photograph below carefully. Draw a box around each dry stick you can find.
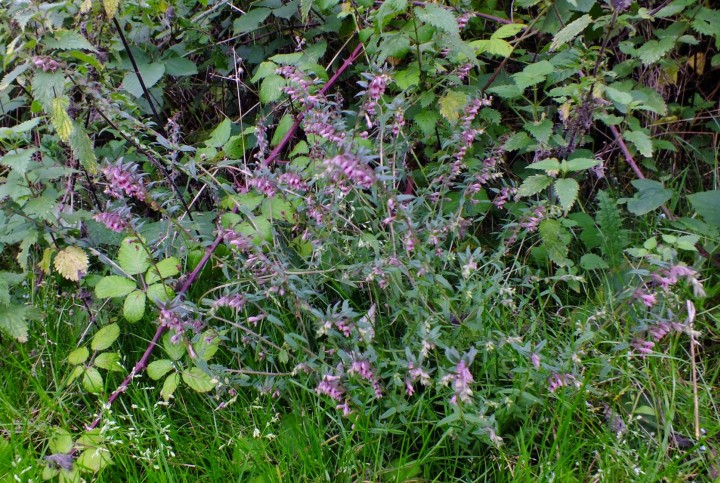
[84,40,366,431]
[606,122,675,220]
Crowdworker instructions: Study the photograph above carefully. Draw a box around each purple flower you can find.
[316,374,345,402]
[324,153,375,188]
[103,162,147,202]
[634,290,657,308]
[530,353,541,369]
[632,338,654,357]
[548,373,578,393]
[212,294,247,311]
[94,211,128,232]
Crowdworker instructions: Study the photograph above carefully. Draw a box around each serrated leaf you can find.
[147,283,175,305]
[527,158,561,172]
[564,158,600,171]
[470,38,514,58]
[145,257,181,285]
[0,62,31,92]
[164,57,198,77]
[53,246,88,282]
[259,74,286,104]
[205,118,232,148]
[43,30,96,52]
[554,178,579,212]
[82,367,103,393]
[271,114,294,147]
[104,0,120,18]
[160,372,180,401]
[68,346,89,365]
[121,63,165,98]
[95,276,136,298]
[623,130,653,157]
[626,179,672,215]
[1,148,36,176]
[69,123,97,174]
[415,4,459,36]
[504,131,532,151]
[518,174,553,197]
[0,118,41,139]
[635,37,675,65]
[123,290,145,323]
[182,367,216,393]
[0,304,39,342]
[68,365,84,383]
[234,8,272,34]
[92,323,120,351]
[393,65,420,90]
[51,97,74,142]
[603,85,633,105]
[147,359,174,380]
[163,332,186,361]
[524,119,553,143]
[76,447,111,472]
[550,14,592,51]
[687,190,720,228]
[377,32,411,64]
[413,110,439,137]
[94,352,123,372]
[492,23,526,39]
[118,237,150,275]
[580,253,609,270]
[513,61,554,89]
[539,219,572,266]
[438,91,467,123]
[49,428,73,454]
[32,71,65,112]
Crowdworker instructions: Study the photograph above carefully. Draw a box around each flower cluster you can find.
[33,56,60,72]
[453,97,492,161]
[93,210,129,233]
[222,228,253,251]
[159,307,202,343]
[102,161,147,202]
[212,294,247,311]
[363,73,390,117]
[547,373,579,393]
[441,352,476,405]
[277,65,321,108]
[348,359,382,399]
[324,153,375,189]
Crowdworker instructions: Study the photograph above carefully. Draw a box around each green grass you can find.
[2,275,718,482]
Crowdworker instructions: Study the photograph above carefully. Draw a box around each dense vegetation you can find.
[1,0,719,480]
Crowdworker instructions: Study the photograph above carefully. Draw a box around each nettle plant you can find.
[1,0,720,477]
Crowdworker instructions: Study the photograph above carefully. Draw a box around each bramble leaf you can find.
[123,290,146,323]
[92,323,120,351]
[182,367,216,393]
[95,276,136,298]
[54,246,88,282]
[82,367,103,393]
[118,237,150,275]
[161,373,180,401]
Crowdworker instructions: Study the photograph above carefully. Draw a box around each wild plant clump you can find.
[1,0,719,480]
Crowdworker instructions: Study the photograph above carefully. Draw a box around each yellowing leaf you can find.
[104,0,120,18]
[51,97,74,142]
[438,91,468,123]
[80,0,93,13]
[39,248,55,275]
[54,246,89,282]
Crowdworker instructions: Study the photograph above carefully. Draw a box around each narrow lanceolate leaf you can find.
[104,0,120,18]
[550,14,592,51]
[69,122,97,174]
[554,178,580,212]
[51,97,74,142]
[53,246,89,282]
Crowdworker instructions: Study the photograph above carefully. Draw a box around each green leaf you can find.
[524,119,553,143]
[413,110,440,137]
[375,0,407,26]
[527,158,561,172]
[32,70,65,112]
[0,148,36,176]
[0,304,38,342]
[51,97,74,142]
[182,367,216,393]
[164,57,198,77]
[163,332,186,361]
[91,323,120,351]
[43,30,97,52]
[160,373,180,401]
[513,61,554,89]
[95,275,136,299]
[415,4,459,36]
[635,37,675,65]
[300,0,314,21]
[377,33,411,63]
[193,330,219,361]
[82,367,103,393]
[233,8,272,34]
[623,130,653,157]
[554,178,579,212]
[271,114,294,147]
[438,91,468,123]
[146,283,175,305]
[393,65,420,90]
[94,352,123,372]
[145,257,181,285]
[147,359,174,380]
[69,123,97,174]
[0,62,31,91]
[470,38,514,58]
[250,62,278,83]
[123,290,146,323]
[549,14,591,51]
[580,253,609,270]
[687,190,720,228]
[104,0,120,18]
[625,179,672,215]
[76,447,111,472]
[259,74,286,104]
[118,237,150,275]
[122,63,165,98]
[603,85,633,105]
[68,346,89,365]
[491,23,526,39]
[564,158,600,171]
[518,174,553,197]
[205,118,232,148]
[49,428,73,454]
[0,118,41,139]
[539,219,572,266]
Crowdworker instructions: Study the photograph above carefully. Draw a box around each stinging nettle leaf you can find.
[43,30,97,52]
[415,4,460,37]
[518,174,553,197]
[554,178,580,212]
[491,23,526,39]
[51,97,74,142]
[69,122,97,174]
[0,148,36,176]
[234,8,272,34]
[687,190,720,228]
[550,14,592,51]
[624,130,653,157]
